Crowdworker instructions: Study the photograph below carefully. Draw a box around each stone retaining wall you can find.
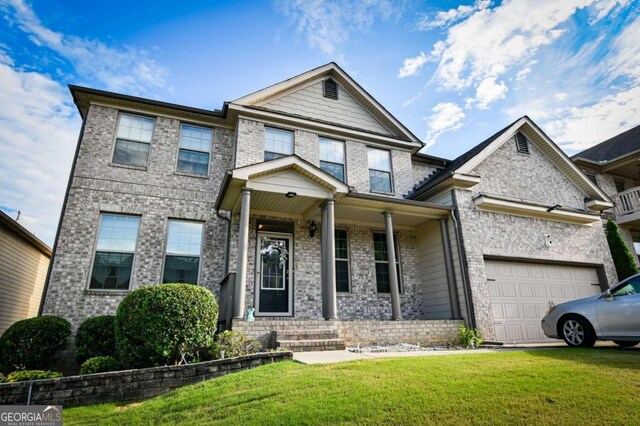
[0,352,291,407]
[233,320,462,348]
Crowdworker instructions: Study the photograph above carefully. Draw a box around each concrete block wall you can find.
[0,353,292,407]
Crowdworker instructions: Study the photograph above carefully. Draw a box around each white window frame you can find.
[161,219,204,285]
[372,231,402,294]
[264,126,294,160]
[175,123,213,177]
[334,228,351,293]
[111,112,155,168]
[319,137,346,182]
[367,147,394,194]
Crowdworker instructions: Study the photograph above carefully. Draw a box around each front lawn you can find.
[66,348,639,425]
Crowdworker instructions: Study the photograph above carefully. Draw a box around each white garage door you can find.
[485,260,602,343]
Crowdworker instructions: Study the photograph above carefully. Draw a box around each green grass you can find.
[65,349,640,425]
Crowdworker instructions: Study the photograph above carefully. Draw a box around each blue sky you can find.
[0,0,639,245]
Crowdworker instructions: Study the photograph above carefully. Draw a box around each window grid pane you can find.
[117,114,154,143]
[113,139,150,167]
[320,161,345,181]
[265,127,293,157]
[369,170,392,193]
[319,138,345,164]
[367,148,391,171]
[335,229,349,292]
[163,256,200,284]
[166,221,203,256]
[96,214,140,252]
[373,232,401,293]
[179,124,212,153]
[177,149,210,175]
[90,251,134,290]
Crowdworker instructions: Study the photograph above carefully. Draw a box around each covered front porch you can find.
[216,156,466,337]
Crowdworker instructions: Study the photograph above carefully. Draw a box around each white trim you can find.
[585,199,614,211]
[474,195,601,226]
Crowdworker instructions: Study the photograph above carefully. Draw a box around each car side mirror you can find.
[603,289,613,302]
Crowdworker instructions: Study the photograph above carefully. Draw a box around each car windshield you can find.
[611,275,640,297]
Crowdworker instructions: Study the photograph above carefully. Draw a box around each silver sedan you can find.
[541,273,640,347]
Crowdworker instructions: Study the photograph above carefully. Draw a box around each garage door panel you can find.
[486,260,601,343]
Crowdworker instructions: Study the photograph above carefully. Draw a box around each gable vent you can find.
[515,132,529,154]
[323,79,338,100]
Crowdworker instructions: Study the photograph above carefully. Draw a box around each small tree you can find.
[605,218,639,281]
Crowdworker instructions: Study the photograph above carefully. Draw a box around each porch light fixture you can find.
[309,220,317,238]
[546,204,562,212]
[285,191,297,198]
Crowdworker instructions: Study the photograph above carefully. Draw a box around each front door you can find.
[256,233,293,316]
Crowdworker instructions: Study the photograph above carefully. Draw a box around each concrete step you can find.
[276,339,346,352]
[276,330,339,341]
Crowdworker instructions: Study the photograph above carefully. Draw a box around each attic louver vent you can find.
[515,132,529,154]
[323,79,338,100]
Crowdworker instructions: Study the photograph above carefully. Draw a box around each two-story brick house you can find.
[41,63,616,348]
[572,125,640,265]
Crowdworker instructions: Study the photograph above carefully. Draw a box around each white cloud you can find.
[416,0,492,30]
[280,0,404,56]
[398,52,428,78]
[606,13,640,84]
[589,0,632,23]
[546,85,640,151]
[1,0,168,95]
[0,59,79,245]
[554,92,569,102]
[424,102,465,149]
[467,76,508,109]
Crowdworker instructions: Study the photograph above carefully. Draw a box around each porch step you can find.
[276,339,346,352]
[276,329,339,341]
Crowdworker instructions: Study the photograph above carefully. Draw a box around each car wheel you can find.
[613,340,639,348]
[560,316,596,347]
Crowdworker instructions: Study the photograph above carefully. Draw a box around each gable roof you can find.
[231,62,422,148]
[407,116,612,206]
[0,210,51,256]
[572,124,640,164]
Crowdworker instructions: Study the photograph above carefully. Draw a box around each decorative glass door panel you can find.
[257,234,292,314]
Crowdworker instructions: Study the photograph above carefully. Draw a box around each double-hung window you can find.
[264,127,293,160]
[319,137,345,181]
[163,220,204,284]
[372,232,401,293]
[335,229,350,292]
[113,113,154,167]
[368,148,393,193]
[90,214,140,290]
[177,124,213,176]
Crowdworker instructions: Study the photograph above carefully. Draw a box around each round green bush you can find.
[2,370,62,383]
[75,315,116,362]
[115,284,218,368]
[79,356,121,375]
[0,316,71,374]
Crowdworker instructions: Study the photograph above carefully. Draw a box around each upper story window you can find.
[367,147,393,193]
[177,124,213,176]
[264,127,293,161]
[90,214,141,290]
[319,137,345,181]
[372,232,401,293]
[163,220,203,284]
[113,113,155,167]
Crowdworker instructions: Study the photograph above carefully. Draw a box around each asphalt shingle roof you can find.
[572,124,640,163]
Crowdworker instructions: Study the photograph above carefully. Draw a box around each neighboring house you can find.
[41,63,616,347]
[572,125,640,265]
[0,210,51,335]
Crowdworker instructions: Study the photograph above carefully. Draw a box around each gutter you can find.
[39,113,87,316]
[450,190,476,330]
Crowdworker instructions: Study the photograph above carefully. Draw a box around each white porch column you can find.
[233,188,251,319]
[325,198,338,320]
[321,204,328,319]
[384,211,402,320]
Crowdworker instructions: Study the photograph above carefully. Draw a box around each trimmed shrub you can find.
[0,316,71,374]
[210,331,262,359]
[79,356,121,375]
[2,370,62,383]
[115,284,218,368]
[606,218,639,281]
[458,323,483,348]
[75,315,116,362]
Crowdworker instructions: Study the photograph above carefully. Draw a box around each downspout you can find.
[216,209,232,275]
[450,190,476,330]
[38,114,87,316]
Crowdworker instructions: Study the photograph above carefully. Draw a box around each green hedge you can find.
[2,370,62,383]
[606,219,639,281]
[79,356,121,375]
[115,284,218,368]
[75,315,116,363]
[0,316,70,374]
